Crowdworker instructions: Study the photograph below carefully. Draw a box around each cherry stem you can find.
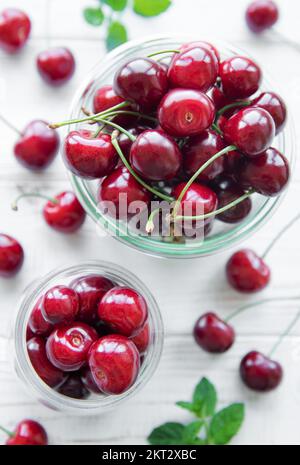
[146,208,161,233]
[147,49,180,58]
[103,110,158,124]
[96,119,136,141]
[11,193,59,211]
[216,100,251,119]
[0,114,22,136]
[261,212,300,260]
[111,131,174,203]
[173,189,254,222]
[225,296,300,322]
[269,308,300,358]
[270,28,300,54]
[172,145,237,219]
[211,123,223,135]
[0,425,13,438]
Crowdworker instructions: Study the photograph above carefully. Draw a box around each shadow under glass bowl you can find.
[67,35,295,259]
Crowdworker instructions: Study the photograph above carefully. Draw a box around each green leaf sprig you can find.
[148,378,245,446]
[83,0,173,51]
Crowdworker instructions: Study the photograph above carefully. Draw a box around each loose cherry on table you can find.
[98,287,148,337]
[194,312,235,353]
[219,56,262,99]
[36,47,75,86]
[0,233,24,278]
[226,249,271,293]
[28,296,52,336]
[1,420,48,446]
[57,373,90,400]
[212,174,252,223]
[0,8,31,53]
[240,351,282,391]
[70,274,115,324]
[88,334,140,395]
[42,285,80,325]
[46,322,98,372]
[246,0,279,34]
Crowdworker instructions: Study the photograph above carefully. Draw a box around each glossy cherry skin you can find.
[158,89,215,137]
[70,274,115,324]
[28,296,52,336]
[173,182,218,218]
[168,45,218,92]
[252,91,287,134]
[113,58,168,111]
[130,130,182,181]
[220,56,262,99]
[46,323,98,372]
[97,166,151,220]
[0,8,31,53]
[93,85,136,127]
[210,85,233,111]
[240,351,283,391]
[6,420,48,446]
[37,47,75,86]
[57,374,90,400]
[118,126,150,161]
[237,147,289,196]
[43,191,86,233]
[246,0,279,33]
[88,335,140,395]
[98,287,148,337]
[183,130,225,182]
[226,249,271,293]
[224,108,275,156]
[27,336,67,388]
[0,234,24,278]
[194,312,235,353]
[130,323,150,355]
[14,120,60,171]
[180,41,220,64]
[80,366,102,394]
[42,285,80,325]
[212,175,252,223]
[63,130,118,180]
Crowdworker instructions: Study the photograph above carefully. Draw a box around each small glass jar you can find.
[11,261,163,415]
[68,35,296,259]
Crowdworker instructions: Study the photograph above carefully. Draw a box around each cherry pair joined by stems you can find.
[0,420,48,446]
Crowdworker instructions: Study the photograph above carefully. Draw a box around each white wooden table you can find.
[1,0,300,445]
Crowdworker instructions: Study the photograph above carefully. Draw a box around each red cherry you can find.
[246,0,279,33]
[183,130,225,182]
[98,287,148,337]
[118,126,150,161]
[46,323,98,372]
[93,85,136,127]
[224,107,275,156]
[36,47,75,86]
[180,41,220,63]
[220,56,262,99]
[42,285,80,325]
[70,274,115,324]
[63,130,118,180]
[158,89,215,137]
[210,85,233,111]
[14,120,60,171]
[113,58,168,111]
[6,420,47,446]
[130,323,150,355]
[240,351,283,391]
[27,336,67,388]
[80,366,103,394]
[212,175,252,223]
[97,166,151,220]
[88,335,140,395]
[173,182,218,219]
[226,249,271,293]
[168,46,218,92]
[0,8,31,53]
[130,129,182,181]
[26,326,35,341]
[0,234,24,278]
[194,312,235,353]
[252,91,287,134]
[237,147,290,196]
[28,296,52,336]
[43,191,86,233]
[57,374,90,400]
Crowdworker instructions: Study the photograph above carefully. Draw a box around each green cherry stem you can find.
[172,145,237,219]
[145,208,161,233]
[0,425,14,437]
[97,119,136,141]
[0,114,22,136]
[102,110,158,124]
[211,123,223,135]
[269,308,300,358]
[11,193,59,211]
[111,131,174,203]
[261,212,300,260]
[147,49,180,58]
[216,100,251,119]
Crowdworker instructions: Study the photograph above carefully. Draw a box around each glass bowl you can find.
[11,261,164,415]
[67,36,295,259]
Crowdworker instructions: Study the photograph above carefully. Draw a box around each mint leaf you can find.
[182,421,204,444]
[148,422,186,445]
[103,0,128,11]
[176,401,197,414]
[209,403,245,445]
[193,378,217,417]
[133,0,172,17]
[106,21,128,51]
[83,7,104,26]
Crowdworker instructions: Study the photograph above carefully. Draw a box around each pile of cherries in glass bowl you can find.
[54,39,289,242]
[26,274,150,399]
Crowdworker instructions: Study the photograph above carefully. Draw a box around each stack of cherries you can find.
[26,274,150,399]
[50,40,289,239]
